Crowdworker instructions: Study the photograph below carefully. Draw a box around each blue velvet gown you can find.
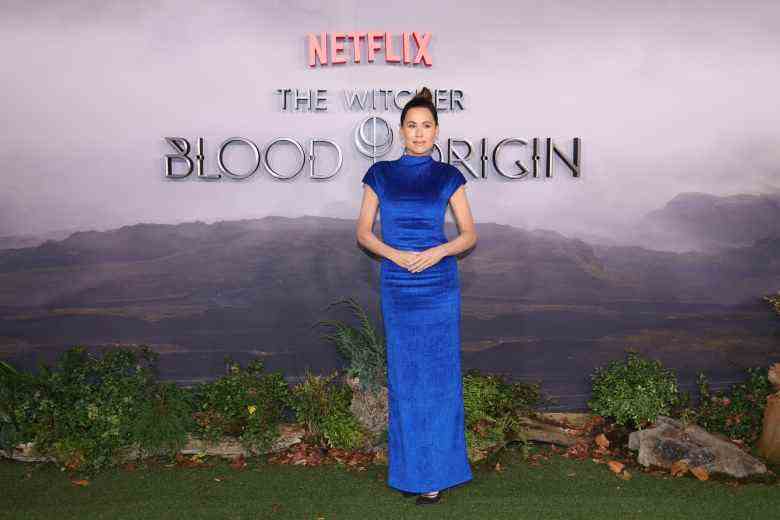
[361,152,473,494]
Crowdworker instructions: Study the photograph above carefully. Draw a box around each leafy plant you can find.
[289,369,365,450]
[587,351,681,430]
[692,367,772,446]
[190,358,291,454]
[130,380,194,459]
[3,345,164,472]
[462,369,546,460]
[0,360,41,450]
[314,297,387,392]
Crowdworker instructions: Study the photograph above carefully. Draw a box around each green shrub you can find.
[314,297,387,393]
[0,360,40,450]
[130,380,194,459]
[289,369,365,450]
[588,351,681,429]
[693,367,772,446]
[1,345,169,472]
[462,369,545,459]
[190,358,291,454]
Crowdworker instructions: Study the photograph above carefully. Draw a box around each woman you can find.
[356,87,478,506]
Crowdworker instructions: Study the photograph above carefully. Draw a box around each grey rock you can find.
[345,375,388,446]
[628,415,767,478]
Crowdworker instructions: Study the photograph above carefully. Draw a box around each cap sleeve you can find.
[361,163,382,199]
[444,168,467,201]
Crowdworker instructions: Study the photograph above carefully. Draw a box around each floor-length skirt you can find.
[380,254,474,493]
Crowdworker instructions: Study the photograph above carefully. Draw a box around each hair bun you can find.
[400,86,439,126]
[415,87,433,103]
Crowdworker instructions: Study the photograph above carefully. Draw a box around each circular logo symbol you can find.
[354,116,394,159]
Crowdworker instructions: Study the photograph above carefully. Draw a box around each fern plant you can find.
[313,297,387,392]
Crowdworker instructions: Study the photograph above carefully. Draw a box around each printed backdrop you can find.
[1,0,779,410]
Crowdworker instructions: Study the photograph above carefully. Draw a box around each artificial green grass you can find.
[1,444,778,519]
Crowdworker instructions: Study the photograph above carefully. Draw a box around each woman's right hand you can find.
[390,250,421,271]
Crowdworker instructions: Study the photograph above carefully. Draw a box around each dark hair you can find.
[400,87,438,127]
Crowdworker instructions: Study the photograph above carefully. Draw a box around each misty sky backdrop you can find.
[1,0,778,244]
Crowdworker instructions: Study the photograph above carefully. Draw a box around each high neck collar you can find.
[398,153,433,165]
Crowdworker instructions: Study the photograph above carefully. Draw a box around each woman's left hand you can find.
[407,246,447,273]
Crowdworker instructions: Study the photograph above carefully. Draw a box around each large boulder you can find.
[628,415,767,479]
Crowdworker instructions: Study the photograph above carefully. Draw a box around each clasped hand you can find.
[394,247,447,273]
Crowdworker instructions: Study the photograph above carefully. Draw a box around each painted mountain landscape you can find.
[1,191,778,410]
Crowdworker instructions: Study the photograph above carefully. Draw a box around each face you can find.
[400,106,438,156]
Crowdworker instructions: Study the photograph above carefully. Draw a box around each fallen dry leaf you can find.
[71,479,89,487]
[595,434,610,449]
[607,461,625,474]
[618,470,632,480]
[64,461,83,472]
[230,455,247,470]
[373,449,387,464]
[671,460,689,477]
[594,446,610,456]
[580,415,607,435]
[494,462,503,472]
[174,452,212,469]
[265,441,373,472]
[563,440,591,460]
[690,466,709,481]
